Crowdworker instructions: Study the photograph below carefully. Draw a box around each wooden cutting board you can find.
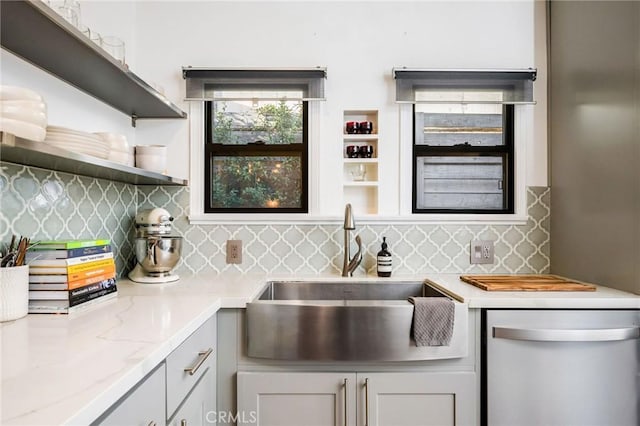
[460,274,597,292]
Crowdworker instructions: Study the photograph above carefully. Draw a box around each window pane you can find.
[211,156,302,209]
[212,98,303,145]
[415,102,504,147]
[416,156,504,210]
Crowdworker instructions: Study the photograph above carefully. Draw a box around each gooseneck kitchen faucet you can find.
[342,203,363,277]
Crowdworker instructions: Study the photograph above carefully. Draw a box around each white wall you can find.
[133,0,542,211]
[2,1,545,195]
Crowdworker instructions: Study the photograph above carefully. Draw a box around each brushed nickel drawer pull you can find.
[184,347,213,376]
[180,420,187,426]
[343,378,348,426]
[364,378,369,426]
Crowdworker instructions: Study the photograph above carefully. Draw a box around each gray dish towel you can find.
[408,297,455,346]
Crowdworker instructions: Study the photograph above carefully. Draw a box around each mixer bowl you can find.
[134,236,182,275]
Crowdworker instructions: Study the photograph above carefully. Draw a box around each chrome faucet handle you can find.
[347,235,363,276]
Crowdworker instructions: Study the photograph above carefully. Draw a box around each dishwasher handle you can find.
[493,326,640,342]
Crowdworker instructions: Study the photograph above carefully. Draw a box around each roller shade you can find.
[183,67,327,101]
[394,68,536,104]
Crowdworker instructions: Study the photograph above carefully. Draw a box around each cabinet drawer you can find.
[166,315,217,419]
[93,363,166,425]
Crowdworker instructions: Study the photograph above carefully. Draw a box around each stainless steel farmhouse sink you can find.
[246,281,468,361]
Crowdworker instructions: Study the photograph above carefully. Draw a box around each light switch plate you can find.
[470,240,494,264]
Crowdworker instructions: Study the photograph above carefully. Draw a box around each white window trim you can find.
[188,103,531,226]
[398,104,529,224]
[188,101,328,224]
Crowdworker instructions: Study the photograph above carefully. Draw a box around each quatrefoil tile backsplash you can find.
[0,163,137,275]
[1,163,550,277]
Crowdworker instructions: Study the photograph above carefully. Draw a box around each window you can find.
[413,101,514,213]
[394,68,536,215]
[183,68,326,214]
[204,94,308,213]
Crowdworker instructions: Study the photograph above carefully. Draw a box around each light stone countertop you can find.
[426,273,640,309]
[1,272,639,425]
[0,273,268,426]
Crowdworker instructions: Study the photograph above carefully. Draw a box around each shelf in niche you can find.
[342,181,379,187]
[0,133,187,186]
[343,134,378,141]
[342,109,379,214]
[343,158,378,164]
[0,0,187,126]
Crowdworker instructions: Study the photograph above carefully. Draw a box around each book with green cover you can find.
[25,244,112,260]
[31,239,110,250]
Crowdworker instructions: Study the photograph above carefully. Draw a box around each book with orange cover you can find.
[28,263,116,282]
[29,258,115,275]
[68,263,116,281]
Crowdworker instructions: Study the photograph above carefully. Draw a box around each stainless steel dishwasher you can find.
[484,309,640,426]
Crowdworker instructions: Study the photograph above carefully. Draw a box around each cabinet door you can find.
[238,372,356,426]
[359,372,476,426]
[169,365,216,426]
[94,363,166,426]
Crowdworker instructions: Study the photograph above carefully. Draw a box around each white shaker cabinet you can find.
[94,314,217,426]
[238,372,356,426]
[238,371,475,426]
[359,372,475,426]
[93,363,166,426]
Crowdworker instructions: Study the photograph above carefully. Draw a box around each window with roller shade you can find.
[393,68,535,214]
[413,100,514,213]
[183,68,325,213]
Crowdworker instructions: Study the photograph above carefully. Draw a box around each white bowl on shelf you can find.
[135,153,166,173]
[0,117,46,141]
[135,144,167,155]
[0,86,44,102]
[0,100,47,113]
[0,105,47,127]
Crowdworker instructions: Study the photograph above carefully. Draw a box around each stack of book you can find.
[27,239,118,314]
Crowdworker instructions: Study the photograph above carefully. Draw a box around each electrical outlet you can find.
[470,240,494,264]
[226,240,242,264]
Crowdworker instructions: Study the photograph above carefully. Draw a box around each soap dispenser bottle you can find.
[377,237,392,277]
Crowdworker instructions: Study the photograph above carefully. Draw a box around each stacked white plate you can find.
[44,125,110,159]
[0,86,48,141]
[94,132,134,166]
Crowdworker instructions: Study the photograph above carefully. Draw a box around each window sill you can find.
[187,213,529,226]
